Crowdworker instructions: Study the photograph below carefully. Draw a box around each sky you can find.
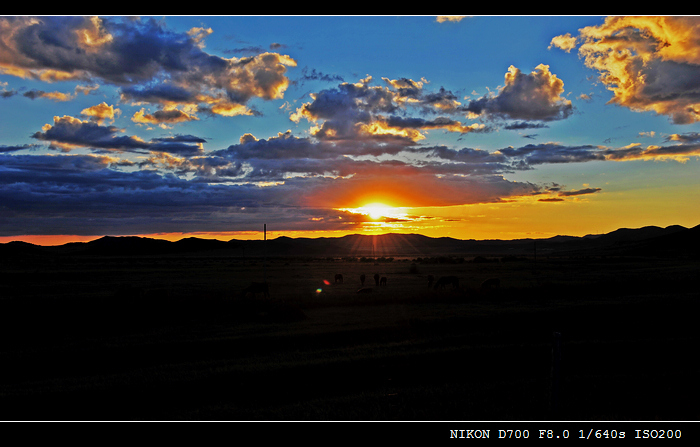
[1,15,700,245]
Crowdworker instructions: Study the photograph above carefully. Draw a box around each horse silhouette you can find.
[434,276,459,290]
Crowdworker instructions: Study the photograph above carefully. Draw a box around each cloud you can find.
[665,132,700,143]
[496,143,607,165]
[496,136,700,165]
[132,106,198,128]
[382,116,489,135]
[0,16,297,117]
[5,16,700,238]
[12,120,700,237]
[436,16,468,23]
[603,142,700,163]
[548,33,577,52]
[554,16,700,124]
[31,115,204,156]
[466,64,574,122]
[81,102,120,124]
[0,151,384,236]
[0,144,39,153]
[119,83,198,105]
[303,171,541,209]
[22,89,74,101]
[31,115,144,152]
[504,121,549,130]
[558,187,602,197]
[291,76,488,144]
[300,67,344,83]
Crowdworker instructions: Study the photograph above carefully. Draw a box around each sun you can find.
[362,203,393,219]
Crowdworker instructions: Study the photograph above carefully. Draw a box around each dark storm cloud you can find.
[497,143,606,165]
[496,138,700,164]
[207,130,516,182]
[148,136,205,157]
[0,149,402,236]
[31,116,204,156]
[466,65,574,122]
[291,78,490,143]
[31,116,147,152]
[213,131,332,160]
[0,16,296,116]
[0,144,38,153]
[504,121,548,130]
[0,152,320,236]
[3,16,197,84]
[558,187,602,197]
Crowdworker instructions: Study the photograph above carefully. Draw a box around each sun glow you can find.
[340,202,408,221]
[362,203,394,219]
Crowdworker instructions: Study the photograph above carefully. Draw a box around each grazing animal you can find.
[360,274,366,286]
[380,276,387,286]
[427,275,434,288]
[357,287,373,294]
[434,276,459,290]
[481,278,500,289]
[373,273,380,286]
[241,281,270,299]
[335,274,343,284]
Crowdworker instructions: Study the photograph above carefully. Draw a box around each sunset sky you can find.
[1,15,700,245]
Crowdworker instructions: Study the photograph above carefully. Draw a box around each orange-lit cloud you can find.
[436,16,468,23]
[548,33,577,52]
[553,16,700,124]
[75,16,113,49]
[81,102,120,124]
[132,106,197,128]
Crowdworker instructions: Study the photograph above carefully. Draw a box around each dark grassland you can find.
[1,252,698,421]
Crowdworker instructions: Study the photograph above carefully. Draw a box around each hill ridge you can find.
[1,224,697,259]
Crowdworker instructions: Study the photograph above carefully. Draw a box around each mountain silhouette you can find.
[1,224,696,259]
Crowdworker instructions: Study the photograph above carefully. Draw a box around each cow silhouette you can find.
[360,274,366,286]
[433,276,459,290]
[335,274,343,284]
[380,276,387,286]
[241,281,270,299]
[373,273,380,286]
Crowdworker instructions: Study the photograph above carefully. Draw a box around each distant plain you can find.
[1,229,699,421]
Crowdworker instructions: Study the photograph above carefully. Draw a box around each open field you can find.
[1,252,699,421]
